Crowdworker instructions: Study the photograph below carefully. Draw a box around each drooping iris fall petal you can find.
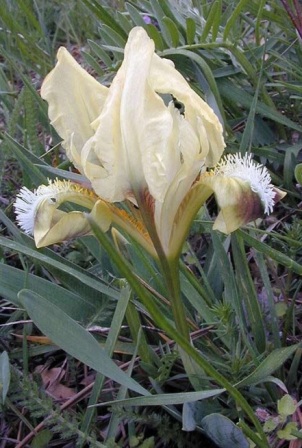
[14,180,102,248]
[14,179,155,254]
[197,154,285,234]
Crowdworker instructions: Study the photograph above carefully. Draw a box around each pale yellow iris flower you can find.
[14,27,284,259]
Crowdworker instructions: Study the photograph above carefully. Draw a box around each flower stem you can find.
[164,257,190,341]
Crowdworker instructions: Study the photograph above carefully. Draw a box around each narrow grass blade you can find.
[80,285,132,438]
[223,0,250,41]
[19,289,148,395]
[218,79,302,132]
[2,132,48,186]
[81,0,126,37]
[239,230,302,275]
[239,46,265,154]
[106,328,142,441]
[0,351,10,404]
[0,237,120,300]
[237,344,300,388]
[0,264,100,323]
[253,251,281,349]
[98,388,225,407]
[231,233,266,353]
[200,0,222,42]
[211,232,258,356]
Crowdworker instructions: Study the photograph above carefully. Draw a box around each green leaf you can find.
[199,0,222,42]
[81,0,126,38]
[231,233,266,353]
[145,24,164,51]
[2,132,48,187]
[218,79,302,132]
[182,402,194,431]
[223,0,250,41]
[99,23,127,48]
[238,49,264,153]
[36,164,88,184]
[253,251,281,348]
[0,351,10,404]
[19,289,147,395]
[139,437,154,448]
[295,163,302,185]
[99,388,225,407]
[278,395,296,417]
[263,418,278,433]
[180,272,216,324]
[0,237,120,301]
[202,414,249,448]
[238,230,302,276]
[88,40,113,67]
[283,145,301,190]
[237,344,300,388]
[277,422,298,441]
[211,232,255,354]
[200,0,222,42]
[80,284,132,437]
[81,51,104,77]
[186,18,196,45]
[150,0,170,46]
[0,264,100,323]
[116,11,133,34]
[162,17,180,47]
[210,0,222,42]
[125,3,148,28]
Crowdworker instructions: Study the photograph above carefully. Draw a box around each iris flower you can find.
[14,27,284,260]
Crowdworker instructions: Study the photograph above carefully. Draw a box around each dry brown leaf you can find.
[35,365,76,401]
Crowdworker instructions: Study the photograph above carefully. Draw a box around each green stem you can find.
[165,257,190,341]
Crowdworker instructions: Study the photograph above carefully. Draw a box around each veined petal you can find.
[81,58,132,203]
[41,48,108,173]
[120,27,178,202]
[149,48,225,167]
[199,153,286,233]
[14,180,102,247]
[120,27,215,204]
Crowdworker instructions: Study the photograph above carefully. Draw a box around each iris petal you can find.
[41,48,108,173]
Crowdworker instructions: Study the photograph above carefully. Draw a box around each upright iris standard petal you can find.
[119,27,225,204]
[149,49,225,168]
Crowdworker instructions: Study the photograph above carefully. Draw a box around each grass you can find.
[1,1,302,447]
